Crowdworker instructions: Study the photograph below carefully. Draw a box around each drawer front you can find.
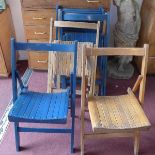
[149,43,155,56]
[28,39,49,70]
[25,25,56,40]
[21,0,110,10]
[29,52,48,70]
[25,26,50,40]
[23,9,56,26]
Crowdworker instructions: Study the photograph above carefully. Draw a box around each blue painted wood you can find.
[8,38,78,153]
[18,127,72,133]
[14,122,20,151]
[11,38,17,103]
[15,42,77,53]
[8,91,69,123]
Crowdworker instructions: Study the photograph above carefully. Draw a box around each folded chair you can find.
[56,6,110,95]
[8,38,77,153]
[47,19,100,95]
[81,45,151,155]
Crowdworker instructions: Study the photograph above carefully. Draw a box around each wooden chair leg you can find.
[71,105,75,153]
[134,131,140,155]
[14,122,20,151]
[81,111,85,155]
[81,132,84,155]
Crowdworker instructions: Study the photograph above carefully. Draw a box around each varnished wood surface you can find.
[0,7,12,77]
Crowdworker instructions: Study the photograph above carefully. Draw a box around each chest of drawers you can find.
[21,0,110,70]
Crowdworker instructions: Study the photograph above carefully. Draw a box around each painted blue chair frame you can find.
[8,38,78,153]
[56,6,110,95]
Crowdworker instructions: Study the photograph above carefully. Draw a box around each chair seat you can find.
[88,92,151,133]
[8,90,69,124]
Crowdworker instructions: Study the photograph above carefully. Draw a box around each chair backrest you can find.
[11,38,77,102]
[82,45,149,104]
[49,19,100,77]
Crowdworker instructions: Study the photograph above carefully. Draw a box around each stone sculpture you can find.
[108,0,141,79]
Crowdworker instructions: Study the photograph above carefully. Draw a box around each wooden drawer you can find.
[25,26,50,40]
[21,0,110,10]
[25,25,56,40]
[28,39,49,70]
[135,57,155,74]
[23,9,56,26]
[28,52,48,70]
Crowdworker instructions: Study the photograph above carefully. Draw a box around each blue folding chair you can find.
[8,38,77,153]
[56,6,110,95]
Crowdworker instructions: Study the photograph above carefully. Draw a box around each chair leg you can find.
[71,114,75,153]
[134,131,140,155]
[80,127,84,155]
[14,122,20,151]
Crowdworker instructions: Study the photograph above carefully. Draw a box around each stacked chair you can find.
[8,38,78,153]
[55,6,110,95]
[80,45,151,155]
[47,19,101,95]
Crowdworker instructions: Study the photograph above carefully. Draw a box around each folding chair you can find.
[8,38,77,153]
[47,19,100,95]
[56,6,110,95]
[81,45,151,155]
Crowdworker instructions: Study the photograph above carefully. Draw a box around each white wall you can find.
[6,0,26,59]
[7,0,143,59]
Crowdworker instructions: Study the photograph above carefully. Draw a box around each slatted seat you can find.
[88,89,150,133]
[8,90,69,123]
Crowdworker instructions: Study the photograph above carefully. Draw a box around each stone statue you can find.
[108,0,141,79]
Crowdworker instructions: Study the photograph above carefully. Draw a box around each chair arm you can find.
[132,75,143,93]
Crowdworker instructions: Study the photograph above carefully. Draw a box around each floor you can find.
[0,61,155,155]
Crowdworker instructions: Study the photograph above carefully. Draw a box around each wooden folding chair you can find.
[47,19,100,94]
[8,38,77,153]
[81,45,151,155]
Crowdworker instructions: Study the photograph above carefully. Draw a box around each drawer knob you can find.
[33,17,46,20]
[34,32,47,35]
[37,60,48,63]
[87,0,100,3]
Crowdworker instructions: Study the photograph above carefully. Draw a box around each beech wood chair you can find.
[81,45,151,155]
[47,19,100,95]
[8,38,77,153]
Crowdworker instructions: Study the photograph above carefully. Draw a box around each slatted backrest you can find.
[48,19,100,86]
[11,38,77,102]
[82,45,149,105]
